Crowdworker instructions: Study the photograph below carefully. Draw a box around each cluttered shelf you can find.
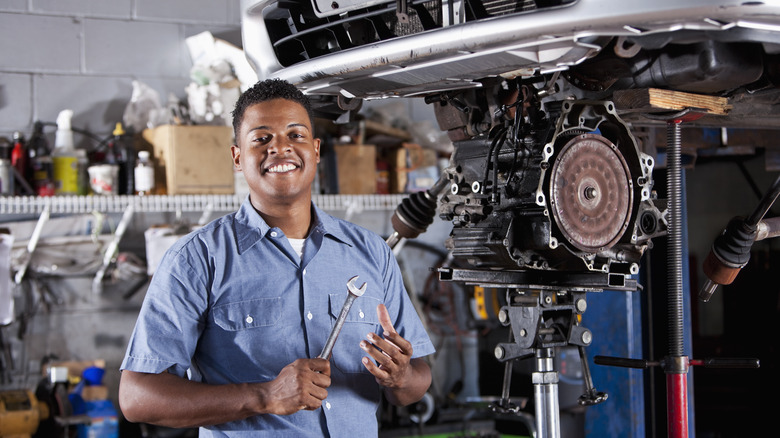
[0,193,410,216]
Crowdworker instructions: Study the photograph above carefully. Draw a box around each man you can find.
[119,79,434,437]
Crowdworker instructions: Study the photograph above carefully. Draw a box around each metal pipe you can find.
[385,231,402,250]
[532,348,560,438]
[666,362,690,437]
[756,216,780,241]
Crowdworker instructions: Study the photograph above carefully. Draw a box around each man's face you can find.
[231,98,320,206]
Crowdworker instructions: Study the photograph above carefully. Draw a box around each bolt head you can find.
[582,330,592,345]
[498,309,508,324]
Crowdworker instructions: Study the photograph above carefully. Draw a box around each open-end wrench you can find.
[318,275,367,360]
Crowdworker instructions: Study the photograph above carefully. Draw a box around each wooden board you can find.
[613,88,732,115]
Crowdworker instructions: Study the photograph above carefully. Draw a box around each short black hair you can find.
[231,78,314,138]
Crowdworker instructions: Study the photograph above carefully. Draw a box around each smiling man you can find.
[118,79,434,437]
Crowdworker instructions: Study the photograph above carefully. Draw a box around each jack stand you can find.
[664,112,694,438]
[490,288,608,438]
[495,345,608,438]
[596,107,757,438]
[642,107,705,438]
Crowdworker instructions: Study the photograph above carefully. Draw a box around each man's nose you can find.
[268,138,292,154]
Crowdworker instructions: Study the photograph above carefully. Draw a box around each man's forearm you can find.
[383,358,432,407]
[119,370,262,429]
[119,358,331,428]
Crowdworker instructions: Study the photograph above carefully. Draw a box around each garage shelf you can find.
[0,194,408,216]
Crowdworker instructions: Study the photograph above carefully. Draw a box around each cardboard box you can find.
[81,385,110,401]
[142,125,235,195]
[334,144,377,194]
[390,143,439,193]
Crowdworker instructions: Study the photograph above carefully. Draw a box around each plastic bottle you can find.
[0,157,12,196]
[0,138,12,195]
[52,109,79,195]
[111,122,135,195]
[134,151,155,195]
[10,132,27,194]
[28,121,55,196]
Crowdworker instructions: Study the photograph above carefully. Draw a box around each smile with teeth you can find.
[266,163,298,173]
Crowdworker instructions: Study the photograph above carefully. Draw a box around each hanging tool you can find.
[318,276,367,360]
[14,205,50,285]
[92,203,134,294]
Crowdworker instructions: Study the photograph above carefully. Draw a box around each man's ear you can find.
[231,144,242,170]
[314,138,321,164]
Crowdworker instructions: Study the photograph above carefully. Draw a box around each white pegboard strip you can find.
[314,194,408,212]
[0,194,409,216]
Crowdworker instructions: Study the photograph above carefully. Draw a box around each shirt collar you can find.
[234,196,353,254]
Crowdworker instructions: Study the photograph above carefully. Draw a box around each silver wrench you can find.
[318,275,367,359]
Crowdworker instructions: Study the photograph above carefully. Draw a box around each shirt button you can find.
[303,269,307,275]
[307,311,313,320]
[245,315,253,324]
[270,231,278,237]
[359,311,364,319]
[325,402,331,410]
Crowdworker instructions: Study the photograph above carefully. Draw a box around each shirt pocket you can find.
[328,294,381,374]
[212,297,282,331]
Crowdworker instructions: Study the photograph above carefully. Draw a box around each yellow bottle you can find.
[52,109,79,195]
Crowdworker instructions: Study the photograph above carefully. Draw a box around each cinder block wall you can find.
[0,0,243,147]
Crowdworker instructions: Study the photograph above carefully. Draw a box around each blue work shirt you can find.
[121,197,435,437]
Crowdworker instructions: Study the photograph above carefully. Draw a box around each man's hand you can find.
[360,304,431,406]
[261,358,331,415]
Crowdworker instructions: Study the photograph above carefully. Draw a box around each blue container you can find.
[77,399,119,438]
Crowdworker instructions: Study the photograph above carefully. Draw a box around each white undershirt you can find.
[287,237,305,260]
